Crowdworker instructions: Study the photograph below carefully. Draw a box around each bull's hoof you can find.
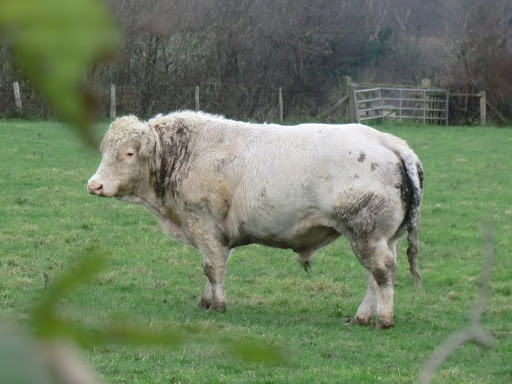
[376,316,394,330]
[197,298,226,312]
[198,298,212,310]
[210,301,227,312]
[345,316,373,326]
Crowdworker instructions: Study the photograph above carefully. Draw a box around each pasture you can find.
[0,119,511,383]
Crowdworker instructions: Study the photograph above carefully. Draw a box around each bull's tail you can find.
[405,176,422,290]
[401,149,424,290]
[380,133,424,290]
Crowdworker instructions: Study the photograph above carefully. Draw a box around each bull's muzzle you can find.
[87,179,104,196]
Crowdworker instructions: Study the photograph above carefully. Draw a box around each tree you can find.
[439,0,512,122]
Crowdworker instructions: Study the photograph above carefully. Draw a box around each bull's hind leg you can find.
[351,238,396,329]
[349,271,377,325]
[198,279,214,310]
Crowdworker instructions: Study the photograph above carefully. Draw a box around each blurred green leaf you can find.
[230,340,285,364]
[80,320,189,349]
[29,247,189,351]
[26,246,284,364]
[0,0,118,145]
[30,246,110,340]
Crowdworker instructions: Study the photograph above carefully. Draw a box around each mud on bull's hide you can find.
[87,111,424,329]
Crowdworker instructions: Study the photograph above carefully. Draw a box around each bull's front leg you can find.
[195,235,231,312]
[349,271,377,325]
[199,257,228,311]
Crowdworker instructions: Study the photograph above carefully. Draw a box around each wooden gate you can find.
[354,87,449,125]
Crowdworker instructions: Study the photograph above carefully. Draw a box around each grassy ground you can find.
[0,119,511,383]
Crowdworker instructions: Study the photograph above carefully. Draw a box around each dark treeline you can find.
[1,0,511,122]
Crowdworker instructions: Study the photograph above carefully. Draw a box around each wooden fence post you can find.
[195,86,200,111]
[110,84,116,119]
[479,91,486,125]
[421,79,431,124]
[278,87,283,122]
[341,76,354,122]
[13,81,22,114]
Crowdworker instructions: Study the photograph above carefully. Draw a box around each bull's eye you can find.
[127,152,134,157]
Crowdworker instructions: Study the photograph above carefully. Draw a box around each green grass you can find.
[1,120,511,383]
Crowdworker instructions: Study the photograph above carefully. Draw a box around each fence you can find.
[448,92,488,125]
[353,87,449,125]
[2,79,489,125]
[108,84,282,121]
[1,80,332,123]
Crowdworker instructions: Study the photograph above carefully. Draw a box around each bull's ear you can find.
[139,131,156,158]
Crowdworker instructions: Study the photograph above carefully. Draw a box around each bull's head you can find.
[87,116,156,201]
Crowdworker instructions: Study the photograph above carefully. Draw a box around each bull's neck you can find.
[150,123,194,201]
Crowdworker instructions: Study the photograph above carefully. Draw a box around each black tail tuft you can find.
[401,156,424,291]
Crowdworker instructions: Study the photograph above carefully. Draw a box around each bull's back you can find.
[230,123,404,200]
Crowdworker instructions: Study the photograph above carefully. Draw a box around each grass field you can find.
[1,119,511,383]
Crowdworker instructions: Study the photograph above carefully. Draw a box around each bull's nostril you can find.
[88,180,104,195]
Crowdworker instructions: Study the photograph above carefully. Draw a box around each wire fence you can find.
[0,81,332,123]
[1,79,488,125]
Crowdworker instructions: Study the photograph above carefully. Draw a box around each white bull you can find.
[87,111,423,329]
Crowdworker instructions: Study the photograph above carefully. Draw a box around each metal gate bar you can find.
[354,87,449,125]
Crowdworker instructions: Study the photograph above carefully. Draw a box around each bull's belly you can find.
[230,225,341,251]
[227,213,342,252]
